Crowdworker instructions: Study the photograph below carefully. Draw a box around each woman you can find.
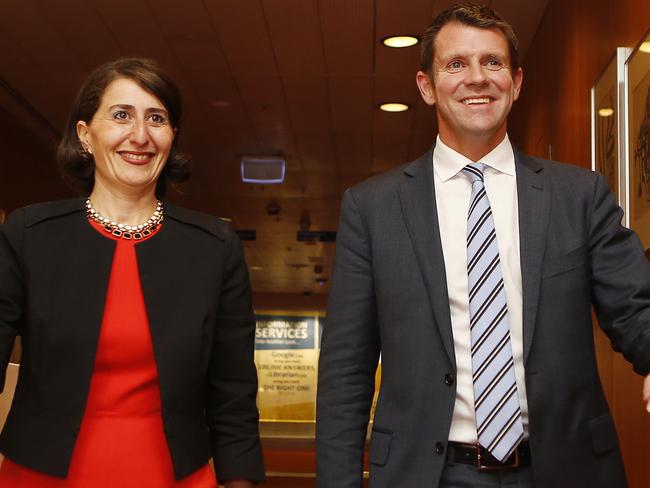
[0,58,263,487]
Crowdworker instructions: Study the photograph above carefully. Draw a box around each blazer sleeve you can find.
[589,173,650,375]
[0,209,24,391]
[316,188,381,488]
[206,226,264,483]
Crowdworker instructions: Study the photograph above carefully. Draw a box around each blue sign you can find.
[255,315,316,350]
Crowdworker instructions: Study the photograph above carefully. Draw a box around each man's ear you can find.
[512,67,523,101]
[416,71,436,106]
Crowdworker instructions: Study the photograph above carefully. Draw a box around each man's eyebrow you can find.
[437,51,507,63]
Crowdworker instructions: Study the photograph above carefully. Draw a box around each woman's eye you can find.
[112,110,129,121]
[149,114,167,124]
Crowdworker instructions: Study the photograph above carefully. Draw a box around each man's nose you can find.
[466,62,489,84]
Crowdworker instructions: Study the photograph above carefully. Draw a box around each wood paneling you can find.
[510,1,650,486]
[0,0,547,295]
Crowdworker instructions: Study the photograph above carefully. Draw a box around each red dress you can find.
[0,220,217,488]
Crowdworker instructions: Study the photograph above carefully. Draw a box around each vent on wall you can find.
[241,156,285,184]
[235,230,256,241]
[297,231,337,242]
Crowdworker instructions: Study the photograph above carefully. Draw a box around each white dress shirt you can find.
[432,134,529,443]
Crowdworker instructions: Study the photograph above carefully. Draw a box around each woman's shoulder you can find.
[164,203,232,242]
[5,198,84,230]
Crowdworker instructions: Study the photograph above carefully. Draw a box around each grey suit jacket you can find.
[316,146,650,488]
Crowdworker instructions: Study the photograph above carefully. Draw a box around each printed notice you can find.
[254,313,322,421]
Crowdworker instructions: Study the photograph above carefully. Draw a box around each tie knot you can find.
[462,163,485,184]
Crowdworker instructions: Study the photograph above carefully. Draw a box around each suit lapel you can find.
[515,150,550,363]
[398,148,455,366]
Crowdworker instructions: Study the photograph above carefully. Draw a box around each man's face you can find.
[416,22,523,153]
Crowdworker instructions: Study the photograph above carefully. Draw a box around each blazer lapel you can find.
[398,147,455,366]
[515,150,550,363]
[135,219,180,402]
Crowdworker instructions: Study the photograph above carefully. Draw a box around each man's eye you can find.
[448,61,464,71]
[485,58,505,70]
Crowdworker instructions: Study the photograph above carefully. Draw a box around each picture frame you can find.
[625,29,650,246]
[591,48,631,210]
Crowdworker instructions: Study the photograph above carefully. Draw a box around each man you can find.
[316,4,650,488]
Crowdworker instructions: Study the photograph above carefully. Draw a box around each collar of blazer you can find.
[402,143,544,179]
[399,142,549,366]
[21,197,227,241]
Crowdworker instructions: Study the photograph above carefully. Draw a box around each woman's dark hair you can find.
[57,57,190,197]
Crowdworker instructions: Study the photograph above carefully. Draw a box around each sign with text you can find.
[255,312,322,421]
[254,311,381,424]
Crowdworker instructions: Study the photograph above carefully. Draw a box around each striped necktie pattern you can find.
[463,163,524,462]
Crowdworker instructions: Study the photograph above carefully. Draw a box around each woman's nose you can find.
[128,118,149,145]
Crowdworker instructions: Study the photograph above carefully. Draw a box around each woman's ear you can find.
[76,121,92,152]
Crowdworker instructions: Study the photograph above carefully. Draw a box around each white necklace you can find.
[85,198,163,240]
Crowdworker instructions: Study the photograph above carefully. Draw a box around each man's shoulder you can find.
[515,151,597,185]
[348,164,408,195]
[346,148,433,197]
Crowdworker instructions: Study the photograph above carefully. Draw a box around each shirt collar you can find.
[433,134,515,182]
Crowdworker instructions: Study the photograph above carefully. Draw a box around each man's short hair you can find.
[420,3,519,74]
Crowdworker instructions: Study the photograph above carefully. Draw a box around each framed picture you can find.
[625,29,650,246]
[591,48,631,209]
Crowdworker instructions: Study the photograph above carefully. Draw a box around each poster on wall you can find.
[591,48,631,207]
[254,311,322,422]
[626,30,650,247]
[254,311,383,425]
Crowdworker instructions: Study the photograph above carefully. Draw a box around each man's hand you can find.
[644,374,650,413]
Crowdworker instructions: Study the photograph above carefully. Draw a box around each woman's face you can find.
[76,77,175,196]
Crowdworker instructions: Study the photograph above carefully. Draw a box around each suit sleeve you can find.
[589,173,650,375]
[0,209,24,391]
[206,227,264,482]
[317,188,380,488]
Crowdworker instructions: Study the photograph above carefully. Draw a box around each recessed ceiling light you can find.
[380,103,410,113]
[382,36,419,48]
[250,265,263,271]
[598,107,614,117]
[639,41,650,54]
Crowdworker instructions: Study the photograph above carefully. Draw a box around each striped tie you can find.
[464,163,524,462]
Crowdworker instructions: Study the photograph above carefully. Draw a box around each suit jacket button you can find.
[444,373,455,386]
[436,442,445,455]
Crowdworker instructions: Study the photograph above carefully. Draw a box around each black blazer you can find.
[317,147,650,488]
[0,198,264,482]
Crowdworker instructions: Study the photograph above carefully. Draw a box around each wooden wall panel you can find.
[0,103,71,213]
[510,1,650,486]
